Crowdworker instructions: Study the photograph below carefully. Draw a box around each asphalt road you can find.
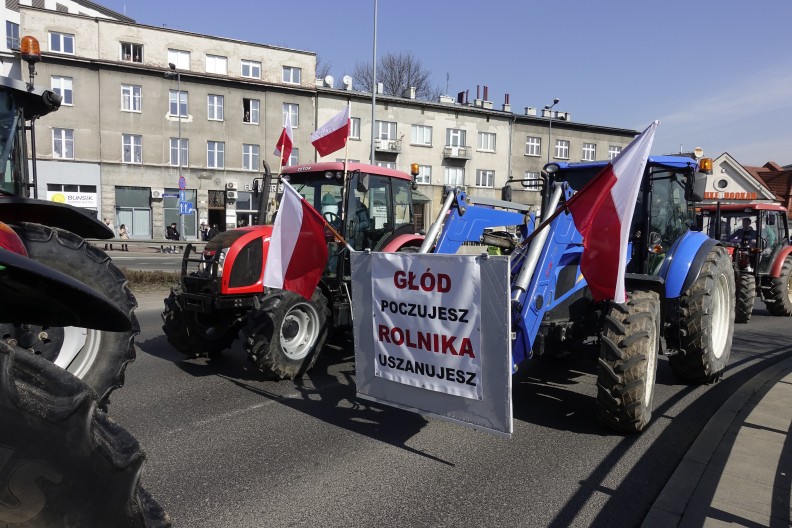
[110,252,185,272]
[111,292,792,528]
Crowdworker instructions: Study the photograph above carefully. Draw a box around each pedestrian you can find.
[200,222,209,241]
[119,224,129,251]
[103,218,114,251]
[166,222,180,253]
[207,224,218,240]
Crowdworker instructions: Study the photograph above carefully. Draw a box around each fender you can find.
[769,245,792,277]
[0,195,112,239]
[380,233,424,253]
[658,230,718,299]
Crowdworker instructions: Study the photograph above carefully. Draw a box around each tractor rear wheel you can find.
[0,223,139,407]
[735,272,756,323]
[596,290,660,434]
[244,289,329,380]
[765,255,792,316]
[162,285,241,359]
[669,246,735,383]
[0,341,169,527]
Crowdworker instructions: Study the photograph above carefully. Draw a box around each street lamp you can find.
[165,63,184,243]
[544,98,559,164]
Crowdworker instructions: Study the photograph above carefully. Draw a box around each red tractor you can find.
[163,162,424,378]
[698,202,792,322]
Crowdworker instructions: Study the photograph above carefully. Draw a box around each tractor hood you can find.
[205,225,274,294]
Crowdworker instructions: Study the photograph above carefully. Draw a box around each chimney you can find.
[376,82,384,94]
[503,93,511,113]
[474,84,482,107]
[525,106,537,116]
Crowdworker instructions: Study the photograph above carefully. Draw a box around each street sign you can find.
[178,176,186,190]
[179,190,186,202]
[179,201,194,215]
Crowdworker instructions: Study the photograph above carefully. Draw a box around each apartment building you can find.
[17,4,637,240]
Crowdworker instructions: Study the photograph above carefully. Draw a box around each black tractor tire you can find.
[244,289,330,380]
[161,285,242,359]
[765,255,792,316]
[734,272,756,323]
[596,290,660,434]
[0,341,170,527]
[0,223,139,407]
[669,245,735,383]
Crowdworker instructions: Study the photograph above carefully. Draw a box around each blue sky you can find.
[103,0,792,167]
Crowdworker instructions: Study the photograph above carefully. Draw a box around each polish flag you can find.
[263,179,328,299]
[567,121,658,304]
[274,112,294,166]
[311,105,350,157]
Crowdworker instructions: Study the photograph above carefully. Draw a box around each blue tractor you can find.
[421,155,735,433]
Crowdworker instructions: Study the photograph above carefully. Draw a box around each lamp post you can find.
[544,98,559,164]
[165,63,184,242]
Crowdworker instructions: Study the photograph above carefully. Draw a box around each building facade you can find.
[19,5,637,240]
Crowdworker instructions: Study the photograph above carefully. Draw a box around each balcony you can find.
[442,145,471,160]
[374,138,402,153]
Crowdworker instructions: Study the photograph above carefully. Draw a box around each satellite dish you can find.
[342,75,353,88]
[324,75,334,87]
[693,147,704,159]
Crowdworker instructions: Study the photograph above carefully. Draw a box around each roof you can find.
[280,161,414,182]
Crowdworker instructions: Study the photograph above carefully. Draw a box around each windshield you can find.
[0,90,24,195]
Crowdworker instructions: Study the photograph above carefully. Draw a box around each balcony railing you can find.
[442,145,471,159]
[374,138,402,153]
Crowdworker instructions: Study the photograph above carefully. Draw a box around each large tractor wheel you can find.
[0,341,170,527]
[734,272,756,323]
[669,246,735,383]
[0,223,138,407]
[765,255,792,316]
[162,285,241,359]
[244,289,329,380]
[596,290,660,434]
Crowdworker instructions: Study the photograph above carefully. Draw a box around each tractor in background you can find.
[698,202,792,322]
[163,162,424,379]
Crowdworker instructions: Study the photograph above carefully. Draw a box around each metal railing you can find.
[86,238,206,253]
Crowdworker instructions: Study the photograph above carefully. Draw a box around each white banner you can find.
[47,191,97,208]
[371,253,482,400]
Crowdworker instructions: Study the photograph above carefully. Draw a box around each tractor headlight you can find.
[216,248,229,277]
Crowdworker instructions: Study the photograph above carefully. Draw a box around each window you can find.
[243,98,259,124]
[206,54,227,75]
[444,167,464,186]
[555,139,570,159]
[283,103,299,127]
[207,94,224,121]
[523,171,541,191]
[170,138,188,167]
[243,144,260,171]
[411,125,432,146]
[121,84,141,112]
[375,161,396,169]
[375,120,397,140]
[582,143,596,161]
[477,132,496,152]
[241,59,261,79]
[49,31,74,54]
[207,141,224,168]
[446,128,466,147]
[169,90,187,117]
[608,145,622,160]
[476,169,494,188]
[415,165,432,185]
[350,117,361,139]
[122,134,142,164]
[282,66,301,84]
[526,136,541,157]
[6,21,19,49]
[120,42,142,63]
[51,76,73,106]
[167,49,190,70]
[53,128,74,159]
[287,147,299,167]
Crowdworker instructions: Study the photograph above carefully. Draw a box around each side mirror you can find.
[685,172,707,202]
[501,184,512,202]
[357,174,370,193]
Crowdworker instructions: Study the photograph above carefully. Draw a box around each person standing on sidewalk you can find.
[119,224,129,251]
[103,218,114,251]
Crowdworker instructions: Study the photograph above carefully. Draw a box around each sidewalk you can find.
[643,355,792,527]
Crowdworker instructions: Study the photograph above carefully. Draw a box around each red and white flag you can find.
[263,179,329,299]
[567,121,658,304]
[274,112,294,166]
[311,105,350,157]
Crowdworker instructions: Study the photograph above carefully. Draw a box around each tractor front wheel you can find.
[735,272,756,323]
[669,246,735,383]
[765,255,792,316]
[162,285,241,359]
[596,290,660,434]
[244,289,329,380]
